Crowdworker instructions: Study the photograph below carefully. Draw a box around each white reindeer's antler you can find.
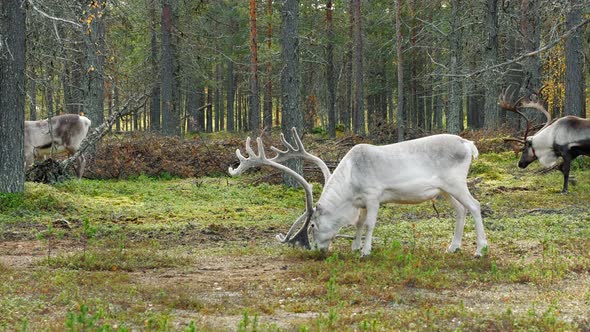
[229,129,322,249]
[270,127,331,184]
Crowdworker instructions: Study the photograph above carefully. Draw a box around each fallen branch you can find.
[60,94,149,175]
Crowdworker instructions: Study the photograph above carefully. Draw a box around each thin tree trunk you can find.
[352,0,364,135]
[249,0,261,134]
[483,0,500,128]
[519,0,543,125]
[149,0,161,131]
[447,0,462,134]
[326,0,336,137]
[395,0,405,141]
[206,86,213,132]
[29,66,37,120]
[227,59,236,132]
[161,0,180,136]
[82,1,105,127]
[264,0,273,130]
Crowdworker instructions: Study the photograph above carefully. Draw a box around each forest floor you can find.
[1,151,590,331]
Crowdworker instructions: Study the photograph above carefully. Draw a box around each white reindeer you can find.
[229,129,488,257]
[25,114,91,178]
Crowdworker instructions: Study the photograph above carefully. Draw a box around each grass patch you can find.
[1,152,589,330]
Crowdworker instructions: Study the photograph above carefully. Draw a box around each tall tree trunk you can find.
[326,0,336,137]
[564,0,585,118]
[227,59,236,132]
[352,0,364,135]
[395,0,405,141]
[82,1,105,128]
[447,0,462,134]
[249,0,261,134]
[46,62,54,119]
[264,0,274,129]
[196,84,205,132]
[186,74,198,133]
[483,0,500,128]
[281,0,303,186]
[519,0,543,124]
[28,65,37,120]
[0,0,26,193]
[214,64,223,131]
[161,0,180,136]
[206,86,213,132]
[149,0,161,131]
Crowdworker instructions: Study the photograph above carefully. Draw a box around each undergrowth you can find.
[1,147,589,331]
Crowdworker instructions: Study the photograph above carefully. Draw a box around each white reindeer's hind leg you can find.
[352,208,367,251]
[445,185,488,257]
[443,193,467,253]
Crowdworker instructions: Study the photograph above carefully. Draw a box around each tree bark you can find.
[564,0,585,118]
[0,0,26,193]
[395,0,405,141]
[227,59,236,132]
[264,0,274,130]
[483,0,500,128]
[518,0,543,124]
[149,0,161,131]
[326,0,336,137]
[447,0,463,134]
[352,0,364,135]
[281,0,303,187]
[160,0,180,136]
[82,1,105,128]
[249,0,261,134]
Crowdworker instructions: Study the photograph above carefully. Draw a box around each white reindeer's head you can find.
[228,128,332,251]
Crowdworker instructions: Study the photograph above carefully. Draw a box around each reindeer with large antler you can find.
[499,90,590,193]
[229,129,487,257]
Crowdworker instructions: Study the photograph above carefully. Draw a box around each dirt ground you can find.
[1,237,589,331]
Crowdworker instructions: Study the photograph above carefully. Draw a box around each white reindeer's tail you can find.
[464,140,479,160]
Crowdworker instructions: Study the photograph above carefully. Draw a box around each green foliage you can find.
[1,151,590,330]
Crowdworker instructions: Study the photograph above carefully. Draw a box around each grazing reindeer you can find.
[229,129,487,257]
[499,91,590,193]
[25,114,91,178]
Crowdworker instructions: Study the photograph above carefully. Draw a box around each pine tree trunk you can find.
[28,66,37,120]
[352,0,365,135]
[263,0,274,130]
[82,1,106,128]
[447,0,462,134]
[483,0,499,128]
[227,59,236,132]
[249,0,261,134]
[519,0,543,125]
[395,0,405,141]
[0,0,26,193]
[149,0,161,131]
[161,0,180,136]
[564,0,585,118]
[281,0,303,187]
[326,0,336,137]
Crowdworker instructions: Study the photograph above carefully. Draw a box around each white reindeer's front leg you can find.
[352,208,367,251]
[361,203,379,257]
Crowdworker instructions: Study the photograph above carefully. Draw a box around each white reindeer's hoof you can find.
[360,249,371,257]
[474,245,489,258]
[446,244,461,253]
[351,242,362,251]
